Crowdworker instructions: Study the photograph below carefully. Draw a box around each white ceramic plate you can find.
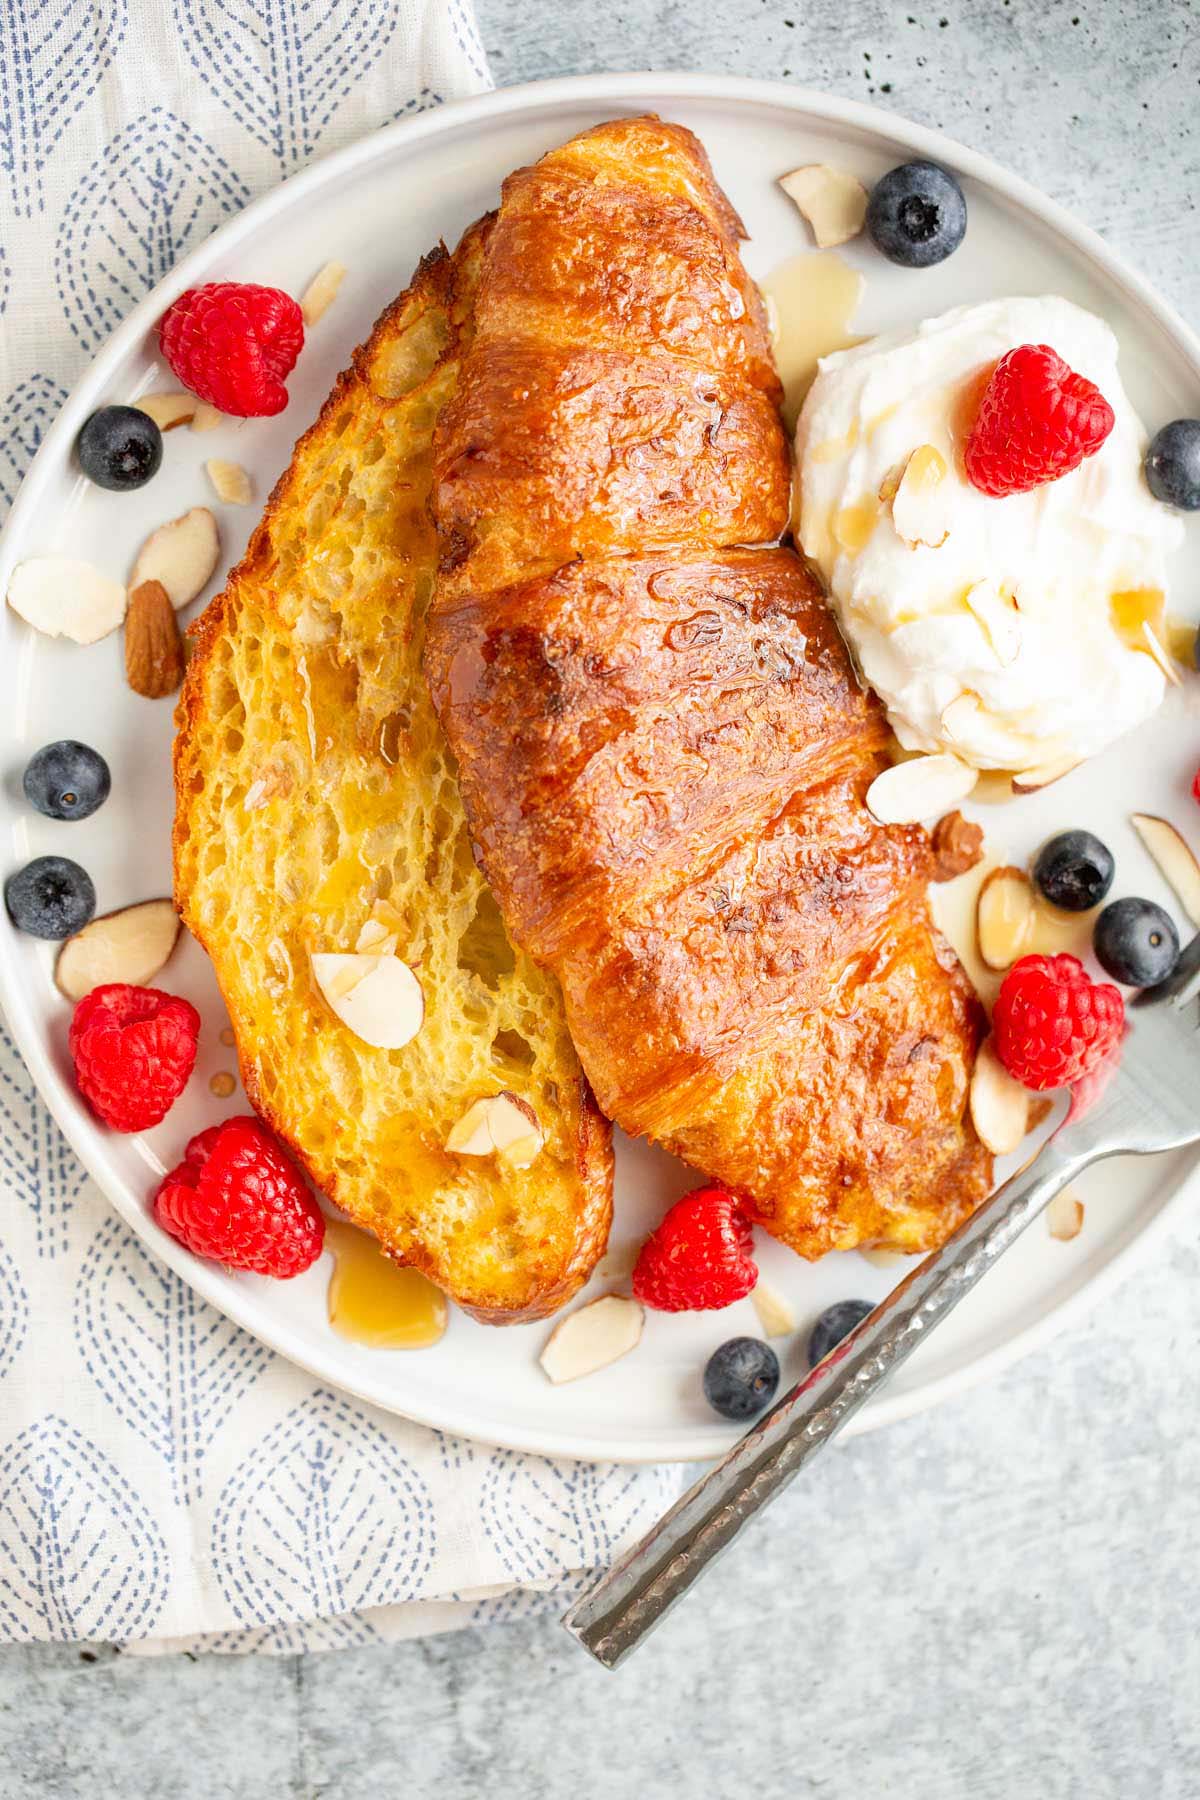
[3,73,1200,1463]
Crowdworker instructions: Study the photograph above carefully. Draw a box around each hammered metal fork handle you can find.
[563,1133,1092,1669]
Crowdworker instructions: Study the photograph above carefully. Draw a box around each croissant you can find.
[426,117,993,1257]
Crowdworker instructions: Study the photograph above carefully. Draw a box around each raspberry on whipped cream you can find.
[795,296,1184,772]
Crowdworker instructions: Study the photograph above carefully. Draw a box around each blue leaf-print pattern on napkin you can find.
[0,373,69,515]
[75,1215,274,1505]
[0,1415,169,1643]
[55,107,250,350]
[479,1448,675,1586]
[0,0,129,218]
[174,0,401,175]
[0,1025,90,1260]
[0,1235,29,1384]
[211,1389,436,1627]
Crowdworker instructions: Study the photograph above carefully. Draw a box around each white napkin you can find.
[0,0,676,1655]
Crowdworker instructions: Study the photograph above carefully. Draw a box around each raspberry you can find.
[158,282,304,417]
[964,343,1115,498]
[69,983,200,1131]
[632,1185,757,1312]
[153,1116,325,1278]
[992,954,1124,1091]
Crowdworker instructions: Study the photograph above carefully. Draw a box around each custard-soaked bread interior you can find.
[174,239,612,1322]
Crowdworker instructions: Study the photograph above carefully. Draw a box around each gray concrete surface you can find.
[3,3,1200,1795]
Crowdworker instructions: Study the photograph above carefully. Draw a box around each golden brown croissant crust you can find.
[427,117,992,1257]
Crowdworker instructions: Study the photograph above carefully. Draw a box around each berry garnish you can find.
[866,161,967,268]
[5,856,95,939]
[158,282,304,418]
[632,1185,758,1313]
[154,1116,325,1277]
[1032,830,1115,913]
[807,1298,873,1369]
[23,741,111,822]
[703,1337,780,1422]
[75,405,163,491]
[1144,419,1200,511]
[1093,896,1179,987]
[992,953,1124,1091]
[965,344,1115,498]
[69,983,200,1131]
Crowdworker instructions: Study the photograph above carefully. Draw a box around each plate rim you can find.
[3,69,1199,1463]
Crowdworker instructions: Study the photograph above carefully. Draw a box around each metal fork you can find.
[563,933,1200,1669]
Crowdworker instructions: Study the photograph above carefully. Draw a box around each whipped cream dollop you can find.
[795,296,1185,772]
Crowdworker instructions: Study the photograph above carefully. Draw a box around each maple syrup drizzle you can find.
[325,1219,447,1350]
[930,857,1096,1012]
[759,250,865,432]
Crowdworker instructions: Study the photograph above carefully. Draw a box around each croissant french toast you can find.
[425,116,993,1257]
[174,235,612,1322]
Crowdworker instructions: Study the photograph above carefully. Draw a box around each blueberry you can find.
[1144,419,1200,511]
[703,1337,780,1422]
[807,1298,873,1369]
[1093,896,1179,987]
[22,741,111,822]
[866,161,967,268]
[75,405,162,492]
[5,856,95,939]
[1033,830,1115,913]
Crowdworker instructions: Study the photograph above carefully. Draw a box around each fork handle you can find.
[563,1133,1090,1668]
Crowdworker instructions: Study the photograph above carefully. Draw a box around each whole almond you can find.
[930,810,985,882]
[125,579,185,698]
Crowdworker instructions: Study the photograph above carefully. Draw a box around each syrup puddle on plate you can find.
[929,856,1096,1011]
[325,1218,447,1350]
[759,249,865,431]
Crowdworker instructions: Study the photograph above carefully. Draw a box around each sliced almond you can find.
[300,260,347,326]
[205,459,253,506]
[539,1295,645,1384]
[354,917,399,957]
[890,444,950,549]
[965,578,1021,667]
[190,401,224,433]
[131,507,220,610]
[1141,619,1182,687]
[750,1280,796,1338]
[976,865,1037,970]
[445,1091,544,1170]
[1011,756,1081,794]
[930,810,985,881]
[134,391,197,431]
[778,164,868,249]
[969,1037,1030,1154]
[310,951,423,1049]
[866,753,977,826]
[55,899,180,1001]
[1130,813,1200,927]
[7,556,127,644]
[940,691,986,748]
[877,463,903,505]
[1046,1187,1085,1241]
[125,578,185,698]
